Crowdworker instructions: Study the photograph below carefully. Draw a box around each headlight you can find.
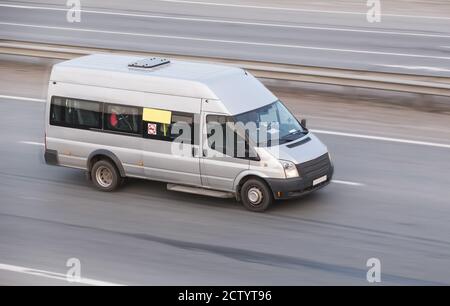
[279,160,299,178]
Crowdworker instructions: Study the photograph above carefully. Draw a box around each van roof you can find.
[50,54,276,115]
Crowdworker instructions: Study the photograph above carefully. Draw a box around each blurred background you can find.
[0,0,450,285]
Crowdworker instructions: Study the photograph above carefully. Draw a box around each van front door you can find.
[200,112,249,191]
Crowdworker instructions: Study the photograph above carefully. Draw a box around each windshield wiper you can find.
[258,129,308,146]
[281,129,308,140]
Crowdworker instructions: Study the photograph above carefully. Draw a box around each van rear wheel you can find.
[240,178,273,212]
[91,160,120,191]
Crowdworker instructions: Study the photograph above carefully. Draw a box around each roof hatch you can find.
[128,57,170,69]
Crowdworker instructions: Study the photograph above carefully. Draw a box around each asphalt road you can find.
[1,55,450,285]
[1,0,450,76]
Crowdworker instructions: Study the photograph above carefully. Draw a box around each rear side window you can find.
[50,97,101,129]
[50,97,73,127]
[49,97,194,144]
[104,104,142,135]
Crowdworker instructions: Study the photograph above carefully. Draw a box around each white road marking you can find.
[0,263,123,286]
[311,129,450,149]
[20,141,44,146]
[0,94,45,103]
[155,0,450,20]
[379,64,450,73]
[2,22,450,61]
[1,3,449,38]
[332,180,364,186]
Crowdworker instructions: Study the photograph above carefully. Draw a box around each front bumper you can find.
[266,164,334,200]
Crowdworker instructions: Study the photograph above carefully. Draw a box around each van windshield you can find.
[233,100,307,147]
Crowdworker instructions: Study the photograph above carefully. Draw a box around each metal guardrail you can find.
[1,40,450,97]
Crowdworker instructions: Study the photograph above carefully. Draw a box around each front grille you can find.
[296,153,331,181]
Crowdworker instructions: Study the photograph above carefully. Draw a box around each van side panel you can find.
[142,137,201,186]
[46,125,144,175]
[46,82,202,183]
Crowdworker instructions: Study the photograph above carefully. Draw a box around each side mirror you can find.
[301,119,307,128]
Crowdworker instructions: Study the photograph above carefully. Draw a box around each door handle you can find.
[192,147,197,157]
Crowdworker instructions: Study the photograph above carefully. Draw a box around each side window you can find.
[206,115,229,154]
[72,99,102,129]
[206,115,238,156]
[104,104,142,135]
[50,96,73,127]
[50,97,101,129]
[170,113,194,144]
[206,115,255,159]
[49,97,196,145]
[144,110,194,144]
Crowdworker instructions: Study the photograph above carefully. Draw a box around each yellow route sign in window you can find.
[143,108,172,124]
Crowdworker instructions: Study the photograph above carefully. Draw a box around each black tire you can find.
[91,159,121,192]
[240,178,273,212]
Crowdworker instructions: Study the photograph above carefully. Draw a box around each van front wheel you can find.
[240,178,273,212]
[91,160,120,192]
